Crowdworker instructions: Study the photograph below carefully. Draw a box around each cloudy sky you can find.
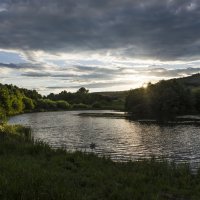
[0,0,200,94]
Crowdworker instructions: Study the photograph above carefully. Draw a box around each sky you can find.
[0,0,200,95]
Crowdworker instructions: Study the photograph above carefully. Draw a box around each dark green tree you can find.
[23,97,35,110]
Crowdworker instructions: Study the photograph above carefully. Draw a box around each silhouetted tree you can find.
[126,79,196,120]
[77,87,89,94]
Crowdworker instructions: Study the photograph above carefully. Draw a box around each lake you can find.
[9,110,200,170]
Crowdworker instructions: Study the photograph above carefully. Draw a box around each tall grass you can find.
[0,125,200,199]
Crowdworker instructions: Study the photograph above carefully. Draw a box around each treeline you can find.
[0,84,37,118]
[126,78,200,120]
[46,87,124,110]
[0,84,73,119]
[0,84,124,119]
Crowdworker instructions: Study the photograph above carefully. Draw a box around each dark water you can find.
[9,110,200,170]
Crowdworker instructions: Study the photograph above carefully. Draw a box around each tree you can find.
[22,97,35,110]
[77,87,89,94]
[125,79,194,120]
[0,87,12,115]
[194,89,200,112]
[56,100,71,110]
[0,107,6,123]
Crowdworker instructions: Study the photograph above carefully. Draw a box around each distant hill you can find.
[93,91,129,101]
[93,73,200,100]
[176,73,200,88]
[98,73,200,93]
[125,73,200,120]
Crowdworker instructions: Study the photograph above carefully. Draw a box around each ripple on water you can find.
[8,110,200,171]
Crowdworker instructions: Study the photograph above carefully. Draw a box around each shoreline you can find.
[9,110,200,126]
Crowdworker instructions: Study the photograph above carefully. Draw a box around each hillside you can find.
[177,73,200,88]
[93,91,129,100]
[94,73,200,99]
[125,73,200,120]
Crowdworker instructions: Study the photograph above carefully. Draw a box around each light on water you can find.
[9,110,200,170]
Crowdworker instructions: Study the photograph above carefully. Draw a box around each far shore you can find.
[78,112,200,125]
[8,110,200,125]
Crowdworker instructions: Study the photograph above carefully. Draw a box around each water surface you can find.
[9,110,200,170]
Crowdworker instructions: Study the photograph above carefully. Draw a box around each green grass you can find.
[1,125,200,199]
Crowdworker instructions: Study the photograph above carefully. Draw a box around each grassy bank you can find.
[1,125,200,200]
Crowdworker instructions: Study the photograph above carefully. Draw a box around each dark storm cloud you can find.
[21,72,51,77]
[0,62,43,69]
[0,63,22,69]
[0,0,200,61]
[21,71,76,78]
[21,70,116,80]
[21,64,122,79]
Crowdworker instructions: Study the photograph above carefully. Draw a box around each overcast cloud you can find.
[1,0,200,60]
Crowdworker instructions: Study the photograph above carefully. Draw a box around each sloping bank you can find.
[0,124,200,200]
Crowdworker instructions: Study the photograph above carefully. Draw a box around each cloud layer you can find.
[0,0,200,60]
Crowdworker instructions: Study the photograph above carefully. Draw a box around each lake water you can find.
[9,110,200,170]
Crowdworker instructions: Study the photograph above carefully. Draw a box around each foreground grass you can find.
[1,125,200,200]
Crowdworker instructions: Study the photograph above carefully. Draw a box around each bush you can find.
[36,99,57,110]
[56,100,71,110]
[193,89,200,112]
[72,103,89,109]
[0,124,31,138]
[22,97,35,110]
[92,102,102,109]
[0,107,6,123]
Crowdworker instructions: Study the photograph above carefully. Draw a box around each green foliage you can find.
[126,80,196,120]
[1,127,200,199]
[0,124,31,138]
[0,87,12,114]
[11,97,23,114]
[0,83,41,115]
[0,84,24,115]
[76,87,89,94]
[35,99,72,111]
[36,99,57,110]
[0,107,7,123]
[56,100,71,110]
[22,97,35,110]
[72,103,90,109]
[193,88,200,113]
[92,102,102,109]
[0,84,39,116]
[20,88,42,100]
[46,88,125,110]
[0,83,124,118]
[126,87,148,117]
